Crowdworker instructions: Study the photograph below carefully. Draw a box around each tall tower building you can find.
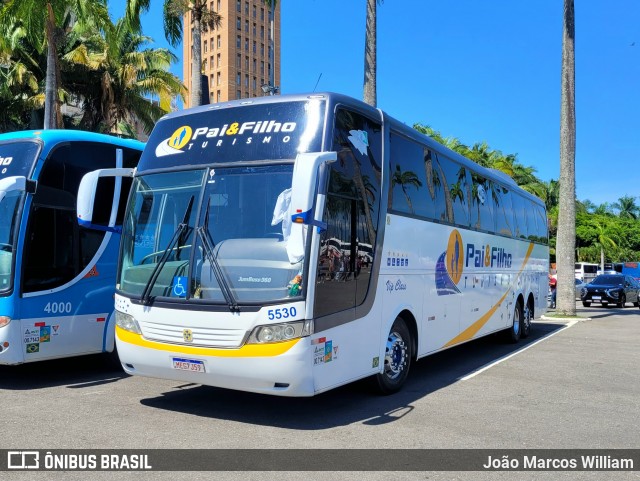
[182,0,281,108]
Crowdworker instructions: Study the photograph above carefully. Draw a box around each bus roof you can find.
[0,129,145,150]
[153,92,543,208]
[156,92,380,123]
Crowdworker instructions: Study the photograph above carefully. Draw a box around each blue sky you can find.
[111,0,640,206]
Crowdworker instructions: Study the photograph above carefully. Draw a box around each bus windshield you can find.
[0,191,24,292]
[118,164,303,304]
[0,140,40,293]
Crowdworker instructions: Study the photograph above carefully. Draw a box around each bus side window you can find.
[536,204,548,243]
[424,150,445,223]
[470,172,494,232]
[512,193,528,239]
[434,155,469,226]
[493,184,514,237]
[389,132,430,218]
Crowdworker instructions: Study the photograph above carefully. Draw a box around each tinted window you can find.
[493,184,514,236]
[389,133,429,217]
[0,140,41,179]
[469,172,494,232]
[536,204,548,242]
[436,156,469,226]
[424,149,447,222]
[512,193,528,239]
[592,275,623,286]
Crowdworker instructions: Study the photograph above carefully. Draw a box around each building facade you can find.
[182,0,281,108]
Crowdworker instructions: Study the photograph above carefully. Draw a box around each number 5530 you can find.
[267,306,297,320]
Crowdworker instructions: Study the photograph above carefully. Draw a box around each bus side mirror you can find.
[0,176,35,203]
[290,152,337,231]
[77,167,134,232]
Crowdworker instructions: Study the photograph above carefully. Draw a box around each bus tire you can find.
[374,317,412,395]
[505,301,522,343]
[522,299,533,339]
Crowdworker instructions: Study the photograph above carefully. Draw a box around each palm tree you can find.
[0,19,40,131]
[64,16,185,135]
[556,0,576,316]
[0,0,110,129]
[612,195,639,219]
[590,217,618,273]
[125,0,221,108]
[170,0,221,107]
[363,0,378,106]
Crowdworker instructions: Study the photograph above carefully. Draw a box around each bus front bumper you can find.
[115,326,315,396]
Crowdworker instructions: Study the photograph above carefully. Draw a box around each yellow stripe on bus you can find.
[116,325,299,357]
[444,242,536,348]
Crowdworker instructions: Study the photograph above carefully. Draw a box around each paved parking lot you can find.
[1,303,638,480]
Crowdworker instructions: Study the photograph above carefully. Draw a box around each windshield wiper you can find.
[197,224,239,312]
[140,196,194,305]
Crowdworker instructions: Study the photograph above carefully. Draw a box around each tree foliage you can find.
[0,0,185,135]
[413,123,640,268]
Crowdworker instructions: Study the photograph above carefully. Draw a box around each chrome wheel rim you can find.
[384,330,407,380]
[523,304,531,332]
[513,306,521,336]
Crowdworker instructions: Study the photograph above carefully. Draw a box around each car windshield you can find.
[118,164,304,304]
[591,275,623,286]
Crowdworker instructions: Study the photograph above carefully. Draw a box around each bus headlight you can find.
[247,320,313,344]
[0,316,10,328]
[115,310,142,335]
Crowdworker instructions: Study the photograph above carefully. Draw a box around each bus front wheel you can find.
[374,317,412,395]
[506,302,523,343]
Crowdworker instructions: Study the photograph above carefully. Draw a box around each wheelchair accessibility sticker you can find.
[172,276,188,298]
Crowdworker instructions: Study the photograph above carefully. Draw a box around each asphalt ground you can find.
[1,303,638,481]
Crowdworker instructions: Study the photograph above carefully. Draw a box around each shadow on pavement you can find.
[140,321,566,429]
[0,353,127,390]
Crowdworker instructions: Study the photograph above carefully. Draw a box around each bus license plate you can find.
[172,358,205,373]
[592,296,601,300]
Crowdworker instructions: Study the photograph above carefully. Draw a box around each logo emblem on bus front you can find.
[183,329,193,343]
[155,126,193,157]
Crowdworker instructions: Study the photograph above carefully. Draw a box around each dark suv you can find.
[580,274,640,308]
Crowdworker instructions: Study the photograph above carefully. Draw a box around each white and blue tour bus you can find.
[0,130,143,364]
[78,93,549,395]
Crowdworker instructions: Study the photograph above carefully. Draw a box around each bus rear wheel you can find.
[374,317,412,395]
[522,300,533,339]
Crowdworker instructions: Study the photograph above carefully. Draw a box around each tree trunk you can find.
[556,0,576,316]
[191,4,203,108]
[363,0,376,107]
[43,3,60,129]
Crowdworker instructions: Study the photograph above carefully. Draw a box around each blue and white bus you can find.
[78,93,548,395]
[0,130,143,364]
